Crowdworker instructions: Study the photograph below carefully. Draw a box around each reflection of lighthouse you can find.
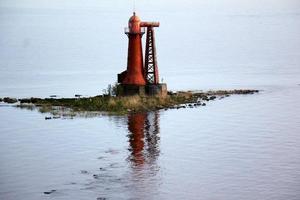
[117,12,167,96]
[127,112,160,166]
[128,113,146,165]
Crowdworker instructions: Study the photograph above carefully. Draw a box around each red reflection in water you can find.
[128,113,147,165]
[127,112,160,166]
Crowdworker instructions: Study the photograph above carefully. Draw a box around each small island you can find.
[1,89,259,116]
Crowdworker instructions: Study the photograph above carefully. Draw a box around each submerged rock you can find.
[43,190,56,195]
[209,96,217,100]
[93,174,100,179]
[80,170,89,174]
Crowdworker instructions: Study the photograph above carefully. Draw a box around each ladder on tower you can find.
[144,27,159,84]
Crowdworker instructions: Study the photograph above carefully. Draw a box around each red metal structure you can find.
[118,13,160,85]
[141,22,160,84]
[118,12,146,85]
[117,12,166,96]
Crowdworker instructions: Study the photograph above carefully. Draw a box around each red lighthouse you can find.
[121,12,146,85]
[118,12,167,96]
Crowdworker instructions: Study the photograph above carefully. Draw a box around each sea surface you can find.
[0,0,300,199]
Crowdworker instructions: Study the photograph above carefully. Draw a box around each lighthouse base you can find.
[117,85,146,96]
[146,84,167,97]
[117,84,167,97]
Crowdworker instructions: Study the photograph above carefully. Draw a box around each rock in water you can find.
[80,170,88,174]
[43,190,56,195]
[3,97,18,104]
[209,96,216,100]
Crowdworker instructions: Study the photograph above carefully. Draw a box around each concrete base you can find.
[117,84,167,97]
[146,84,167,97]
[117,84,146,96]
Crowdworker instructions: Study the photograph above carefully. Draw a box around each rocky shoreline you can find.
[0,89,259,116]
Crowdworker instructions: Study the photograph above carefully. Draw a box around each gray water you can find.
[0,0,300,199]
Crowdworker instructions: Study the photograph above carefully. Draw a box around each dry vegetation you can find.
[3,89,259,115]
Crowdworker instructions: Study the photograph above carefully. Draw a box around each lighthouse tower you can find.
[120,12,146,86]
[117,12,167,96]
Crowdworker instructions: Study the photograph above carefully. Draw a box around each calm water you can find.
[1,0,300,199]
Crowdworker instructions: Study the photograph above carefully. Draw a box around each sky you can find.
[0,0,299,96]
[1,0,300,12]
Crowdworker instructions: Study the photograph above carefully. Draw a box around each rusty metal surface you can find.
[121,12,146,85]
[140,22,160,27]
[118,12,160,86]
[144,27,159,84]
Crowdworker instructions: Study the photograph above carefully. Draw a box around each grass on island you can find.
[11,89,259,115]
